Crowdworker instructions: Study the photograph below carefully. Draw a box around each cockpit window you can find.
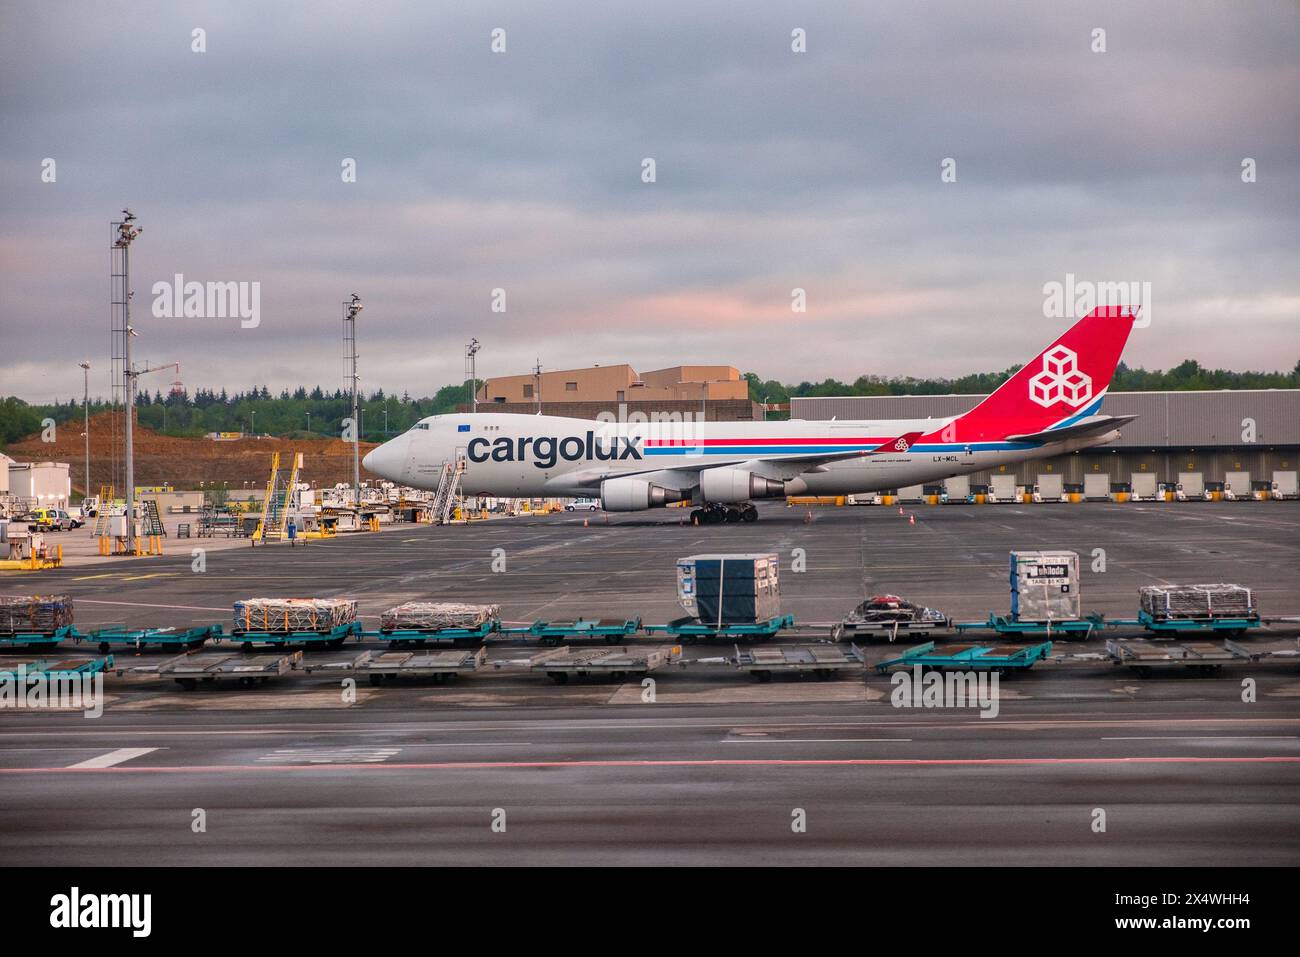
[410,422,430,431]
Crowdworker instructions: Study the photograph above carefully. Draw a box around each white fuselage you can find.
[364,412,1117,501]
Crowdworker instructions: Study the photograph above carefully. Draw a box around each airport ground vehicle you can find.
[564,498,601,511]
[23,508,79,531]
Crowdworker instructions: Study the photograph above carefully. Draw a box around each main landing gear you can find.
[690,503,759,525]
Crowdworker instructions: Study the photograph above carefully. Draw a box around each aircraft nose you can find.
[362,434,408,480]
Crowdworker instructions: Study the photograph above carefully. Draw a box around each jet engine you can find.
[599,477,686,511]
[700,467,806,503]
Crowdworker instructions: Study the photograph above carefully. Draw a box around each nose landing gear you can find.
[689,503,759,525]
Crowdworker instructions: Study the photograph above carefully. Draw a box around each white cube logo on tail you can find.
[1028,345,1092,409]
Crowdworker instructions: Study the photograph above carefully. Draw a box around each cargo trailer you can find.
[1178,472,1204,498]
[1035,474,1064,502]
[1224,471,1250,501]
[1273,470,1298,500]
[989,475,1016,503]
[1130,472,1157,500]
[1083,473,1109,500]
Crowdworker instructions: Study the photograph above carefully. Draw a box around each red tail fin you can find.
[923,306,1138,444]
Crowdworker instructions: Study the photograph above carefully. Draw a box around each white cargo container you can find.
[896,485,924,503]
[1130,473,1157,500]
[989,475,1016,502]
[943,475,970,501]
[1035,474,1064,502]
[1178,472,1204,497]
[1272,470,1297,499]
[1083,474,1110,500]
[1223,471,1250,501]
[1010,550,1081,621]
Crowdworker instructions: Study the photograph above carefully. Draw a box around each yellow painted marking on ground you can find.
[119,573,178,581]
[71,573,118,581]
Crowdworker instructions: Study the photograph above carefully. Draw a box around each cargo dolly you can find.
[0,625,74,650]
[501,617,643,646]
[1105,638,1253,676]
[221,621,361,651]
[358,647,487,684]
[365,619,499,648]
[0,654,114,682]
[954,614,1102,640]
[126,649,303,689]
[875,640,1053,674]
[75,623,222,655]
[1108,609,1264,637]
[734,643,866,681]
[531,645,679,683]
[643,614,795,643]
[831,617,951,643]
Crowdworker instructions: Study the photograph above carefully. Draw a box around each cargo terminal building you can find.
[791,390,1300,500]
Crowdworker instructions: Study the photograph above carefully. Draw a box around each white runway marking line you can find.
[259,747,402,765]
[67,747,160,769]
[724,738,913,743]
[1102,735,1298,741]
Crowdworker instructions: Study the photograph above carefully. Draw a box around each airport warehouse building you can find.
[791,390,1300,499]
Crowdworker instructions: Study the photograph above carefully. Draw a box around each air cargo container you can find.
[1035,474,1064,502]
[1009,551,1081,622]
[1083,474,1109,500]
[1272,470,1298,500]
[943,475,970,501]
[1131,472,1157,500]
[677,554,780,627]
[1178,472,1204,498]
[1224,471,1250,501]
[989,474,1016,503]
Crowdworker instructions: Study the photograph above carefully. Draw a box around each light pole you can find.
[344,294,363,502]
[382,408,388,434]
[113,211,141,553]
[250,410,256,436]
[305,411,311,434]
[79,361,90,502]
[466,338,481,412]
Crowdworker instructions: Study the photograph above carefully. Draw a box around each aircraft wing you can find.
[1006,414,1138,444]
[558,432,924,488]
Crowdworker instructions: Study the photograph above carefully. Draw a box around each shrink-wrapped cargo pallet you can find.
[677,554,781,626]
[0,594,74,633]
[233,597,357,633]
[1139,584,1254,620]
[380,601,500,631]
[1009,551,1081,621]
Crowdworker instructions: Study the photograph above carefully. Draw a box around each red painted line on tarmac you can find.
[3,756,1300,774]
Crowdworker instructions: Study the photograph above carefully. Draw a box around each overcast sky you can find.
[2,1,1297,404]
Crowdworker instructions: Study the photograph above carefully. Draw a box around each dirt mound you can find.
[2,411,381,494]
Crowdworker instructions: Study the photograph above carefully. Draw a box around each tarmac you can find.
[2,501,1298,865]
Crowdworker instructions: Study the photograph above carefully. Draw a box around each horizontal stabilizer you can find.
[1006,414,1138,444]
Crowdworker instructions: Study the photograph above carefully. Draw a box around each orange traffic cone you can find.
[583,517,589,528]
[909,513,916,525]
[898,506,904,515]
